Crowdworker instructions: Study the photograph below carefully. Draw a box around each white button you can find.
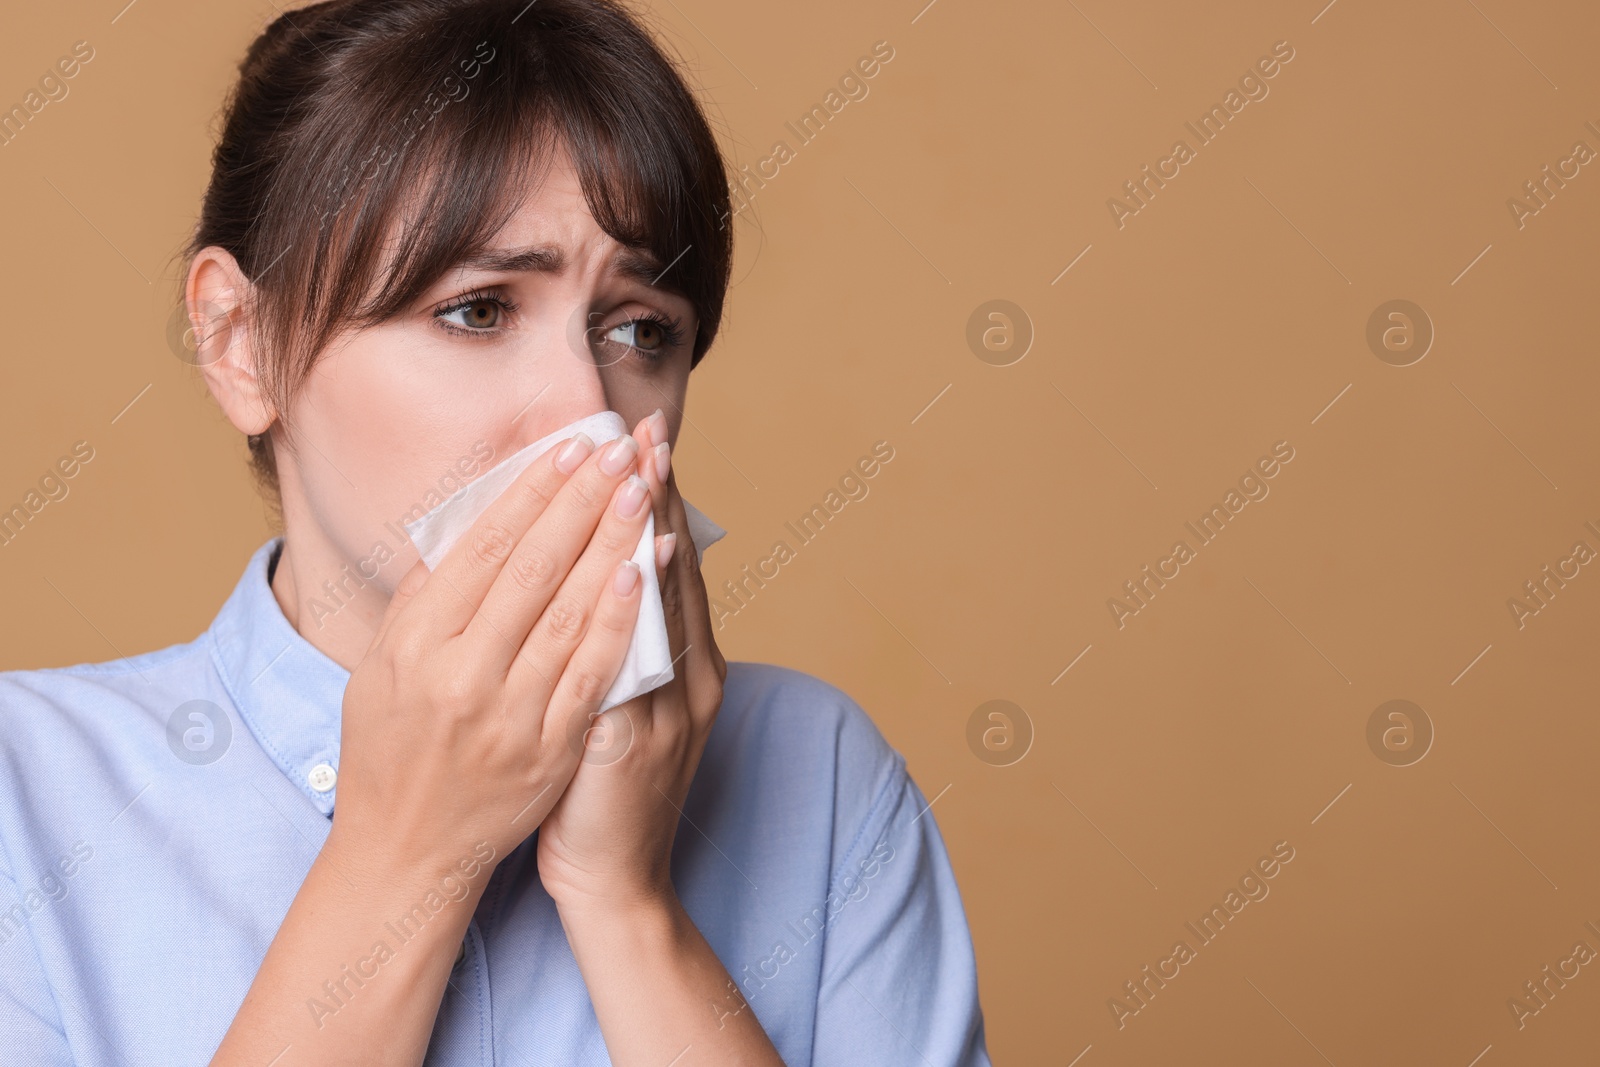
[307,762,338,793]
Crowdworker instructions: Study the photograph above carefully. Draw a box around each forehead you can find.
[496,141,592,242]
[446,142,674,288]
[470,143,598,254]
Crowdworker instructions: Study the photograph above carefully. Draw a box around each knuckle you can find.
[542,595,589,642]
[468,520,517,569]
[676,531,704,577]
[694,674,725,718]
[510,473,558,514]
[388,625,432,673]
[592,597,635,638]
[395,561,430,599]
[568,667,610,707]
[659,576,684,619]
[565,475,603,512]
[588,522,633,559]
[430,667,481,709]
[505,545,558,592]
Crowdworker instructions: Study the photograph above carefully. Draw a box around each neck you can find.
[269,532,393,673]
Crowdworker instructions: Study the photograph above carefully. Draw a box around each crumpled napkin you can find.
[403,410,726,711]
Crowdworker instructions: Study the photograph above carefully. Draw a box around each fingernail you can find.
[613,559,640,596]
[600,435,638,476]
[615,474,649,518]
[656,532,677,569]
[554,433,594,474]
[646,408,668,447]
[652,441,671,483]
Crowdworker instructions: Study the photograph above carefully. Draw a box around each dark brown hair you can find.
[185,0,733,504]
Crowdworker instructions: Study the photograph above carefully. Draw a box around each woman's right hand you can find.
[327,426,659,877]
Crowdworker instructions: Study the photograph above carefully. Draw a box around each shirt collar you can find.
[205,536,348,817]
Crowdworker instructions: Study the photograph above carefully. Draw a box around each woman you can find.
[0,1,990,1064]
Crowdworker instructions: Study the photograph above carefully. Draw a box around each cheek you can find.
[607,393,683,450]
[597,361,692,444]
[288,328,527,539]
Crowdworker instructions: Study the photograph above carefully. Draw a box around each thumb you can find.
[368,557,431,653]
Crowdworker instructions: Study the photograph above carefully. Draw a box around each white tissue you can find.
[403,410,726,712]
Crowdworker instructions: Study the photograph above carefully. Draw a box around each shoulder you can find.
[715,660,904,788]
[0,639,208,736]
[693,660,909,867]
[716,660,884,743]
[0,640,215,852]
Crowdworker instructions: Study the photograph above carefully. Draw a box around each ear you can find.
[186,246,274,436]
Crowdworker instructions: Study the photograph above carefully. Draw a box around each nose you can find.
[511,303,613,443]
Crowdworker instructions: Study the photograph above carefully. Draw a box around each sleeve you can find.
[0,865,76,1065]
[810,762,991,1066]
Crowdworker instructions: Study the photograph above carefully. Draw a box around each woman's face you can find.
[267,141,697,591]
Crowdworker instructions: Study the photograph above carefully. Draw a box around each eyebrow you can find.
[458,244,681,291]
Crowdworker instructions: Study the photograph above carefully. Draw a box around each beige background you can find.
[4,0,1600,1062]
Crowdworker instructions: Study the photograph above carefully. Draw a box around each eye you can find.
[605,313,685,357]
[447,301,501,329]
[433,288,517,335]
[609,319,663,351]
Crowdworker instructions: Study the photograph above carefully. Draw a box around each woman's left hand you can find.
[534,411,727,912]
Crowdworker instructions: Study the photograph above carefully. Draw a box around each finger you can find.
[663,466,729,699]
[660,467,705,642]
[654,467,727,723]
[640,408,672,548]
[654,531,679,576]
[505,464,653,692]
[655,466,688,686]
[467,434,643,676]
[633,405,678,665]
[367,557,431,653]
[541,556,645,757]
[404,431,597,642]
[638,412,677,602]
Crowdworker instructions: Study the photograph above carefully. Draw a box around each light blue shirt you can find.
[0,537,990,1065]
